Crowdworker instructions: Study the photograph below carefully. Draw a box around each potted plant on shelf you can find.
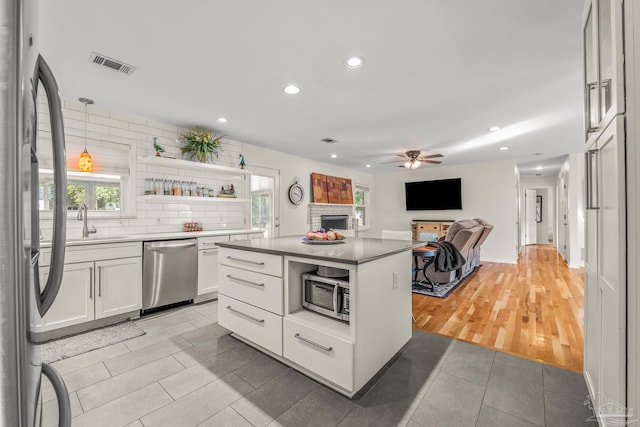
[179,127,223,163]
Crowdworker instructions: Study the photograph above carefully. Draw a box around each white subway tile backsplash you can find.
[89,114,129,129]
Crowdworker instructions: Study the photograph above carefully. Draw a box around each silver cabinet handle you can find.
[98,266,102,297]
[226,275,264,287]
[201,241,220,246]
[585,81,599,134]
[42,363,71,427]
[89,266,93,299]
[294,333,333,353]
[201,249,218,255]
[34,55,67,317]
[226,256,265,266]
[226,305,264,324]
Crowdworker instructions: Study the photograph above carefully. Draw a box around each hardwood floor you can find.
[412,244,585,372]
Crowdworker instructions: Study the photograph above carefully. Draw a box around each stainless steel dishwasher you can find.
[142,239,197,311]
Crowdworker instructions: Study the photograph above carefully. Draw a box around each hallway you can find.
[412,244,585,372]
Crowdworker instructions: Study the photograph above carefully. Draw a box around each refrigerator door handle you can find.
[41,363,71,427]
[33,55,67,317]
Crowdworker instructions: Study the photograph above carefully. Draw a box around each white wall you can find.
[371,159,519,263]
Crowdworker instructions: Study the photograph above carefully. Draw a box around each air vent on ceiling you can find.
[89,52,137,76]
[321,138,337,144]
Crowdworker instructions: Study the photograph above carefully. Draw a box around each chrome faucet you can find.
[77,203,97,238]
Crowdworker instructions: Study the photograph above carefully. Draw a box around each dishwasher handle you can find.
[146,241,197,251]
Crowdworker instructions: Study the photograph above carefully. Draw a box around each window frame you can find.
[354,184,370,230]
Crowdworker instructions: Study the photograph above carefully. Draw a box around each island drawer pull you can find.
[226,275,264,287]
[226,256,265,266]
[201,241,219,246]
[294,333,333,353]
[227,306,265,324]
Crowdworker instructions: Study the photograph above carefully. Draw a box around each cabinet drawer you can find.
[219,265,283,315]
[40,242,142,266]
[283,318,354,391]
[219,248,283,277]
[417,223,440,232]
[198,235,229,250]
[218,295,282,356]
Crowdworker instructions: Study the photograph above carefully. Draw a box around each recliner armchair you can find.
[422,219,490,285]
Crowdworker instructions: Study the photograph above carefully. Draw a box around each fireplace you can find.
[321,215,349,230]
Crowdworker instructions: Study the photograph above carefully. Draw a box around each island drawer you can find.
[219,248,283,277]
[283,317,354,391]
[219,265,283,315]
[218,295,282,356]
[198,235,229,250]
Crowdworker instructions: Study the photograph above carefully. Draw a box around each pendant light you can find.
[78,97,94,173]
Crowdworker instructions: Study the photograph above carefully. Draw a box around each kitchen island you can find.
[216,236,419,397]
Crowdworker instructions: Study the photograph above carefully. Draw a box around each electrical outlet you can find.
[392,272,398,289]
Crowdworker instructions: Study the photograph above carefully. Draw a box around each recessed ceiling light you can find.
[284,84,301,95]
[488,126,501,132]
[536,166,543,170]
[331,154,337,158]
[499,146,509,151]
[216,117,228,123]
[344,56,365,69]
[365,164,371,168]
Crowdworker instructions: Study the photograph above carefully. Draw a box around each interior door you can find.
[524,189,537,245]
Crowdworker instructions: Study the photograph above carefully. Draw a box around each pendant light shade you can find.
[79,97,94,173]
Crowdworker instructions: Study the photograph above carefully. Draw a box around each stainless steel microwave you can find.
[302,273,350,321]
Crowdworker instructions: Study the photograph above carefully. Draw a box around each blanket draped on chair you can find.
[429,241,466,272]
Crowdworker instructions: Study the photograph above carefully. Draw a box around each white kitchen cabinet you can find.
[94,257,142,319]
[38,262,94,331]
[583,0,625,142]
[584,116,626,414]
[36,242,142,336]
[197,235,230,297]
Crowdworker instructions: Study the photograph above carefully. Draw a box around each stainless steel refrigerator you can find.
[1,0,71,425]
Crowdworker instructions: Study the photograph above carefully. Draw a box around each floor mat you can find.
[38,321,145,363]
[412,269,475,298]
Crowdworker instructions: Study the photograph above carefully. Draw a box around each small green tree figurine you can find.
[239,154,246,169]
[153,137,165,157]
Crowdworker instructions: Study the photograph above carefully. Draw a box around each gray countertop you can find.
[216,236,422,265]
[40,229,262,248]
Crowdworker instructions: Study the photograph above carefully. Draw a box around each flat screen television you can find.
[405,178,462,210]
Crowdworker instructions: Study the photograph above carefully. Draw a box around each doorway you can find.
[250,169,280,238]
[523,185,556,246]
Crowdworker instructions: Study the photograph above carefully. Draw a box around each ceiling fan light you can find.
[405,160,420,169]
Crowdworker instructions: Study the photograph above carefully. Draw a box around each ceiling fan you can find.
[382,150,443,169]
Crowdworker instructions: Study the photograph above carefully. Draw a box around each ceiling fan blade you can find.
[420,160,442,164]
[381,160,405,164]
[418,154,443,159]
[396,154,409,159]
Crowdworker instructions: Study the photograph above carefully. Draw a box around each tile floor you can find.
[41,301,594,426]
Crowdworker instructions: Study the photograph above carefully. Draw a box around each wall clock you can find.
[288,179,305,205]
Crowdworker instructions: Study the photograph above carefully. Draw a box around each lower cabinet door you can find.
[283,318,354,391]
[38,262,95,331]
[198,248,219,295]
[218,295,282,356]
[94,257,142,320]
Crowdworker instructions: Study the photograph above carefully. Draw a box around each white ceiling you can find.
[39,0,585,176]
